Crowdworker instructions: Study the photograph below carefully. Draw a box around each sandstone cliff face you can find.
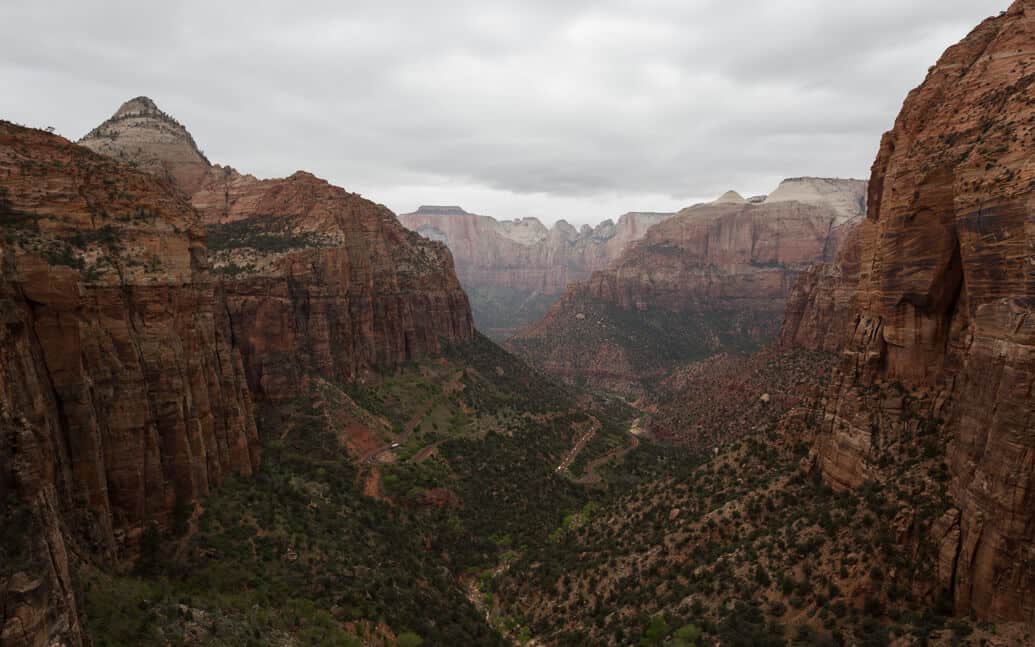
[507,187,864,391]
[79,97,212,195]
[201,175,475,400]
[79,98,476,401]
[778,219,877,352]
[398,206,673,339]
[0,122,258,646]
[784,1,1035,624]
[1,97,477,646]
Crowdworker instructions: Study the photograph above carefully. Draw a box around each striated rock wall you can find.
[399,206,672,295]
[0,122,259,646]
[2,97,476,646]
[784,0,1035,624]
[778,219,877,352]
[201,173,475,400]
[79,97,476,401]
[398,206,673,338]
[507,195,863,391]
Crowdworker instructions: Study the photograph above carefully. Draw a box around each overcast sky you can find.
[1,1,1008,226]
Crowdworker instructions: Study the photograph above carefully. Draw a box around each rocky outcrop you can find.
[79,98,476,401]
[202,174,475,400]
[398,206,673,339]
[0,122,258,646]
[763,177,867,224]
[783,1,1035,624]
[79,96,212,195]
[507,182,865,392]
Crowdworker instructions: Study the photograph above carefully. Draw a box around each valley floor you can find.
[79,338,1031,646]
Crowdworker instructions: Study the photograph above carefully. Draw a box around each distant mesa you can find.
[506,175,869,392]
[398,206,676,340]
[415,205,470,216]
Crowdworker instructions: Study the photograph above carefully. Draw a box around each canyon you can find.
[398,206,673,339]
[506,178,866,392]
[2,1,1035,645]
[0,122,258,646]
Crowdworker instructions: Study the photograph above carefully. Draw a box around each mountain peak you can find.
[714,190,746,204]
[763,177,867,222]
[113,95,162,118]
[79,95,211,194]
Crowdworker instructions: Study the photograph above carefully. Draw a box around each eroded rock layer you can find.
[398,206,673,339]
[784,0,1035,624]
[79,98,476,401]
[507,191,864,392]
[3,96,476,646]
[0,122,258,646]
[201,173,475,400]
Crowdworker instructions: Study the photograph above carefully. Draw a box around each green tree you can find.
[398,632,424,647]
[672,623,701,646]
[641,615,671,646]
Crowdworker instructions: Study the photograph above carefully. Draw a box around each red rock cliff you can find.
[197,171,475,400]
[785,1,1035,624]
[80,100,476,401]
[0,122,258,646]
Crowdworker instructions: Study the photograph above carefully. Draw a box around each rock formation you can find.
[0,122,257,646]
[79,96,212,195]
[79,98,476,401]
[713,190,747,205]
[763,177,867,224]
[781,0,1035,624]
[200,174,475,400]
[398,206,673,339]
[0,97,476,646]
[507,180,866,391]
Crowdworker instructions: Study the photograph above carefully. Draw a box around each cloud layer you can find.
[0,0,1008,224]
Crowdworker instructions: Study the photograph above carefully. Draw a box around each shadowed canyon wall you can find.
[0,123,258,646]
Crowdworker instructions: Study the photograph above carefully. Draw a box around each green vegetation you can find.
[205,215,327,253]
[81,335,639,646]
[508,301,771,391]
[491,387,973,646]
[78,332,981,646]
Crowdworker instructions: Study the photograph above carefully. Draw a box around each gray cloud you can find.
[0,0,1008,224]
